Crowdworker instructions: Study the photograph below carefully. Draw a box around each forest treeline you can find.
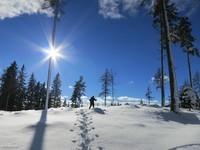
[0,61,61,111]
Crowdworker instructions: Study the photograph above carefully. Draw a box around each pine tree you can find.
[154,68,162,89]
[16,65,26,111]
[40,82,47,109]
[145,0,180,111]
[110,70,116,105]
[99,69,112,106]
[63,98,67,107]
[26,73,37,110]
[34,82,42,110]
[0,61,18,111]
[145,86,154,105]
[179,82,198,110]
[176,17,199,88]
[42,0,65,110]
[51,73,62,108]
[70,76,86,108]
[153,68,167,106]
[193,72,200,98]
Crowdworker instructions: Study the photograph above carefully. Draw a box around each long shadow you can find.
[153,111,200,125]
[169,144,200,150]
[29,110,47,150]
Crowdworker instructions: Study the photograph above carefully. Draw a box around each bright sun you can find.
[41,44,65,64]
[47,47,62,61]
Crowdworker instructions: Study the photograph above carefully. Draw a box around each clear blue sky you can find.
[0,0,199,101]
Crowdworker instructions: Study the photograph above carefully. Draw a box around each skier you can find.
[89,96,96,109]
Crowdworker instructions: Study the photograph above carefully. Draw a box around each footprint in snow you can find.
[70,129,74,132]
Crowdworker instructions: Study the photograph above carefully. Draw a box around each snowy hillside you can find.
[0,105,200,150]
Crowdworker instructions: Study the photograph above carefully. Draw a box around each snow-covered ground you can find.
[0,104,200,150]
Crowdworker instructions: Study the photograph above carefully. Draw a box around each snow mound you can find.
[0,105,200,150]
[93,107,106,114]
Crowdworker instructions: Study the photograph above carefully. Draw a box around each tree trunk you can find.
[111,78,114,105]
[160,12,165,107]
[104,93,106,106]
[161,43,165,107]
[45,0,59,110]
[5,94,10,111]
[161,0,179,112]
[187,52,193,88]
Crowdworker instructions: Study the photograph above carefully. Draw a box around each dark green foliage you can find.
[16,65,26,111]
[153,0,180,43]
[63,98,67,107]
[193,72,200,98]
[51,73,62,108]
[0,61,18,111]
[151,0,179,112]
[70,76,86,108]
[176,17,199,88]
[34,82,43,110]
[43,0,65,19]
[110,70,116,105]
[153,68,162,89]
[26,73,37,110]
[99,69,112,106]
[150,0,199,111]
[40,82,47,109]
[177,17,198,53]
[145,86,154,105]
[0,62,48,111]
[179,84,198,110]
[153,68,167,106]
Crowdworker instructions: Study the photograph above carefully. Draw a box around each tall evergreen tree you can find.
[40,82,47,109]
[193,72,200,98]
[176,17,199,88]
[26,73,37,110]
[142,0,180,111]
[179,81,198,110]
[145,86,154,105]
[42,0,65,110]
[51,73,62,108]
[110,70,116,105]
[153,68,167,106]
[70,76,86,108]
[99,69,112,106]
[16,65,26,111]
[0,61,18,111]
[34,82,42,110]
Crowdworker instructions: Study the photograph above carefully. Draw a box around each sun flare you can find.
[47,46,62,61]
[41,43,66,65]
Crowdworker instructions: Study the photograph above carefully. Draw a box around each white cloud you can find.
[98,0,199,19]
[122,0,143,15]
[0,0,52,20]
[171,0,200,16]
[117,96,140,101]
[68,85,73,89]
[98,0,124,19]
[151,75,169,82]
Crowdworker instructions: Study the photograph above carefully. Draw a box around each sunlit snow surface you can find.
[0,103,200,150]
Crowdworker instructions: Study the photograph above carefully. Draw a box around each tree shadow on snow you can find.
[169,143,200,150]
[154,111,200,125]
[29,110,47,150]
